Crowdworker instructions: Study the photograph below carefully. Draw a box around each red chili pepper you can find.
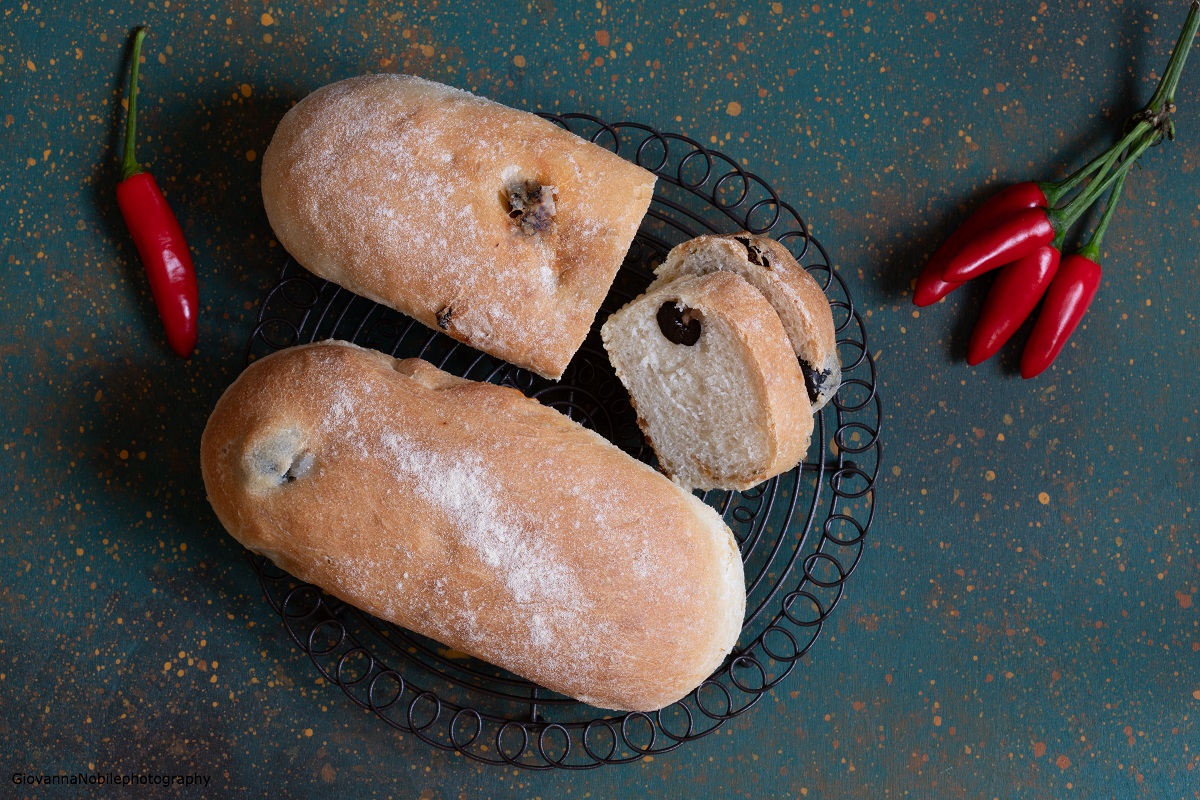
[966,245,1060,365]
[1019,254,1102,378]
[116,27,198,359]
[913,182,1049,307]
[941,208,1057,283]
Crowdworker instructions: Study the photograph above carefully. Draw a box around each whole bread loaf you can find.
[261,75,656,380]
[200,341,744,712]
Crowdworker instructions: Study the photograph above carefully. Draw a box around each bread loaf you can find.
[200,341,744,712]
[261,75,657,380]
[651,233,842,410]
[601,271,813,491]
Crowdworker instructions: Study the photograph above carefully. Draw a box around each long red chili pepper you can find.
[1019,253,1102,378]
[966,245,1060,365]
[941,208,1057,283]
[1020,169,1127,378]
[116,27,198,359]
[913,182,1049,307]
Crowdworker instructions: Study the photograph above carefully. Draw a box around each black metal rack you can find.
[243,114,882,770]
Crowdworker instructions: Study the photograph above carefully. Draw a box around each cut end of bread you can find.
[652,232,843,410]
[602,271,813,491]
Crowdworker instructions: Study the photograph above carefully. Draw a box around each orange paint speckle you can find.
[851,700,865,711]
[1033,742,1046,758]
[925,11,937,23]
[513,55,526,68]
[595,30,610,47]
[726,101,742,116]
[1038,491,1050,505]
[246,150,257,162]
[261,12,274,26]
[1176,591,1194,609]
[1056,755,1071,770]
[240,83,252,98]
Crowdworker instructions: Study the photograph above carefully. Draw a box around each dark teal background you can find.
[2,1,1198,797]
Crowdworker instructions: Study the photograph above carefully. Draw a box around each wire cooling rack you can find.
[242,113,882,770]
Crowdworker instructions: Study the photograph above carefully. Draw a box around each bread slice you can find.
[601,271,813,491]
[651,233,842,410]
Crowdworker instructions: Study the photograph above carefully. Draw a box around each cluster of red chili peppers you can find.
[117,27,199,359]
[915,2,1199,379]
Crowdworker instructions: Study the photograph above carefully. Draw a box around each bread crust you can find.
[200,341,744,712]
[652,233,842,410]
[261,75,656,380]
[602,271,813,491]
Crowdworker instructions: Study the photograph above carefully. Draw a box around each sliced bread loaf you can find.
[601,271,813,491]
[651,233,842,410]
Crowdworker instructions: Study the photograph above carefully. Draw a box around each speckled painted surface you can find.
[1,1,1197,797]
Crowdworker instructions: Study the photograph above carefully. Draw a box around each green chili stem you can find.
[1148,0,1200,111]
[1078,170,1127,262]
[1045,3,1197,207]
[1050,131,1156,233]
[120,27,147,181]
[1043,122,1149,205]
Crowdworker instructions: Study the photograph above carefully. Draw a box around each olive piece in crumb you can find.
[657,301,702,346]
[504,179,557,235]
[734,235,771,268]
[799,360,832,405]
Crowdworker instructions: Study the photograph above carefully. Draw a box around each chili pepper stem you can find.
[121,27,147,182]
[1148,0,1200,113]
[1042,122,1149,205]
[1043,2,1197,207]
[1078,171,1127,262]
[1048,130,1156,233]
